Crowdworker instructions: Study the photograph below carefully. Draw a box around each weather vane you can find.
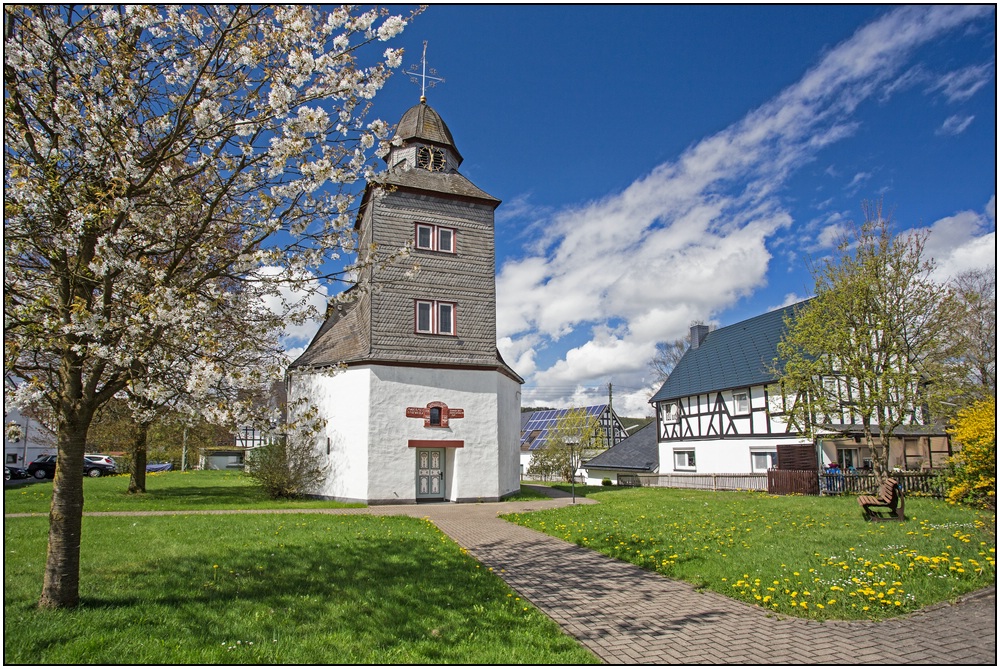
[408,41,444,103]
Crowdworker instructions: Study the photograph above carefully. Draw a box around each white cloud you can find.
[496,5,992,411]
[929,62,994,103]
[937,114,975,136]
[256,266,330,359]
[920,197,997,281]
[847,171,872,192]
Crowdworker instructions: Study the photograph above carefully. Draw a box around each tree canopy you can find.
[528,408,604,483]
[4,4,413,608]
[775,202,963,480]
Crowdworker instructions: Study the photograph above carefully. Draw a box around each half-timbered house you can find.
[649,302,952,475]
[287,98,523,504]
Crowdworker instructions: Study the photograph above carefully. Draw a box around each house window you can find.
[429,407,442,426]
[661,402,679,424]
[415,300,457,336]
[673,449,696,470]
[733,392,749,414]
[837,447,860,470]
[415,223,457,253]
[751,450,777,473]
[6,453,18,464]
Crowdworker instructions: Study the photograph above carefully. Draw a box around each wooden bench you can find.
[857,477,904,521]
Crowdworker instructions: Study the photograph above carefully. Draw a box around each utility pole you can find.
[607,382,613,449]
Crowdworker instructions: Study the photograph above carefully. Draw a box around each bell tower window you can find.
[415,300,457,336]
[416,146,446,171]
[415,223,457,253]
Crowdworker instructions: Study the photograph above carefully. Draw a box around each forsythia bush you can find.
[944,398,996,510]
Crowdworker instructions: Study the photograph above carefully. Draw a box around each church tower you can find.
[288,97,523,504]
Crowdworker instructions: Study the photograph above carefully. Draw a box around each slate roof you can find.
[288,295,369,369]
[393,101,462,163]
[583,422,658,472]
[379,168,499,207]
[650,300,811,403]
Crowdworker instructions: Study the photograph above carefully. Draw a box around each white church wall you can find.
[288,367,372,502]
[495,374,522,499]
[367,364,515,503]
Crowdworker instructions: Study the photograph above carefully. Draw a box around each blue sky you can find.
[286,4,996,417]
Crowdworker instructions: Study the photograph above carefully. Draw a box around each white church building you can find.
[287,98,523,504]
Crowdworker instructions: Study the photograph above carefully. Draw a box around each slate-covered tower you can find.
[288,100,523,504]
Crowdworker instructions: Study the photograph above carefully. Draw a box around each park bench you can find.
[857,477,904,522]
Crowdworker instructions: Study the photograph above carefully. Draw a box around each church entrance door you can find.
[415,448,445,501]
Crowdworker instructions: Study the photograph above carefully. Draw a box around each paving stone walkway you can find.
[18,488,995,664]
[380,491,997,665]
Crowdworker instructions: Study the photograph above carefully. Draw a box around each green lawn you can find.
[4,512,597,664]
[503,487,996,621]
[3,469,363,514]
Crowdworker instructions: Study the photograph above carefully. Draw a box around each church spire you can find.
[408,41,444,103]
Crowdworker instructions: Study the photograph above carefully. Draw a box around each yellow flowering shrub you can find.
[944,398,996,510]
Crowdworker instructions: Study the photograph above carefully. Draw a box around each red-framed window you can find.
[415,300,457,336]
[415,223,456,253]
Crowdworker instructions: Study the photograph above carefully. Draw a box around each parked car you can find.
[4,465,30,481]
[27,454,118,479]
[26,455,56,479]
[85,454,116,468]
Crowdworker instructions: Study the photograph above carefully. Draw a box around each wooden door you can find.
[416,449,445,500]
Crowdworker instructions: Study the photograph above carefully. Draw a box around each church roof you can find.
[379,167,500,207]
[289,295,370,369]
[649,300,810,403]
[393,101,462,162]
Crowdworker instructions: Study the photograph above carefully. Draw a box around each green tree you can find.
[4,5,411,609]
[775,202,962,480]
[949,267,997,403]
[943,398,996,510]
[528,409,603,485]
[244,404,327,499]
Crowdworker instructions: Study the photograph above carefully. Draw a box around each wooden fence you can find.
[637,472,767,492]
[632,470,946,498]
[768,469,819,496]
[818,471,946,498]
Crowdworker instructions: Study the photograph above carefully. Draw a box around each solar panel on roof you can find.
[519,405,612,450]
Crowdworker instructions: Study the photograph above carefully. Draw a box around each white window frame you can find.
[414,299,457,336]
[673,449,696,471]
[414,223,457,254]
[750,449,777,473]
[733,391,750,415]
[661,402,679,424]
[836,447,859,470]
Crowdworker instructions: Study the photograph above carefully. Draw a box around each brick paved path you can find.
[17,489,995,664]
[394,494,997,665]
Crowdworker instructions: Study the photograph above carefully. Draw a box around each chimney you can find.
[690,324,710,349]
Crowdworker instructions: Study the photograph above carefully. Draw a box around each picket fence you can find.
[633,470,946,498]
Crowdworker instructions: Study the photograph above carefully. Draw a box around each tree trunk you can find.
[864,422,889,483]
[127,422,150,494]
[38,418,89,609]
